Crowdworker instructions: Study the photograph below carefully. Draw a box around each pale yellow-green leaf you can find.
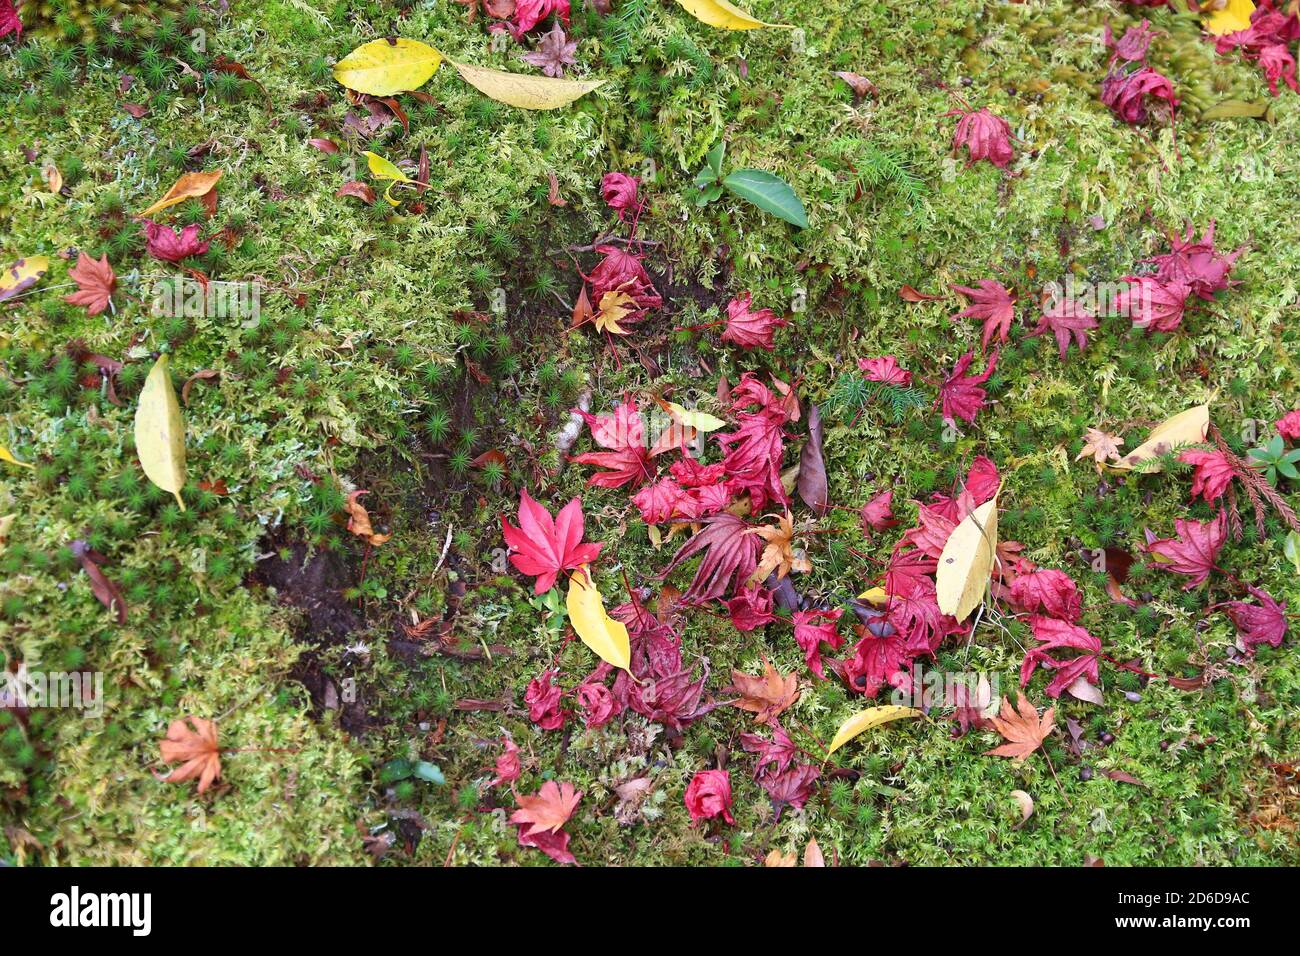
[449,60,604,110]
[826,705,921,755]
[1111,405,1210,471]
[1205,0,1255,36]
[0,445,34,469]
[333,38,442,96]
[566,568,631,672]
[0,514,14,554]
[363,151,414,206]
[134,354,187,510]
[0,256,50,303]
[936,495,1000,622]
[663,400,726,433]
[1283,530,1300,576]
[675,0,792,29]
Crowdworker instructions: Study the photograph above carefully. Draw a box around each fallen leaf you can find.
[825,704,921,755]
[42,163,63,194]
[676,0,793,30]
[307,138,340,153]
[1010,789,1034,827]
[180,368,220,405]
[336,180,377,205]
[566,567,631,671]
[899,284,941,302]
[0,514,13,554]
[1205,0,1256,36]
[547,170,567,206]
[138,170,223,218]
[834,70,877,99]
[797,403,829,516]
[748,511,809,586]
[134,355,187,510]
[803,837,826,867]
[0,445,34,469]
[935,493,1000,622]
[983,693,1055,761]
[1112,405,1210,470]
[362,150,414,206]
[0,256,50,302]
[448,59,605,110]
[345,490,392,545]
[63,252,116,316]
[501,489,603,594]
[1077,427,1124,468]
[726,658,799,725]
[157,716,222,793]
[70,538,127,624]
[333,38,443,96]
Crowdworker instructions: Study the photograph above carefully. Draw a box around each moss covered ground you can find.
[1,0,1298,866]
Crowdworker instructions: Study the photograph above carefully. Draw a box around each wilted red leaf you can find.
[726,658,799,725]
[336,180,377,205]
[660,512,760,604]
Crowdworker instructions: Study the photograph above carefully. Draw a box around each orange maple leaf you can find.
[63,252,117,316]
[345,490,392,545]
[510,780,582,836]
[726,658,799,725]
[983,693,1056,760]
[157,716,222,793]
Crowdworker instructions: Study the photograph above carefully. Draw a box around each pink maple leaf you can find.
[1008,569,1082,622]
[936,350,999,424]
[1114,275,1191,334]
[945,106,1014,168]
[500,489,603,594]
[858,355,913,387]
[1027,296,1098,359]
[792,607,844,679]
[1145,510,1228,589]
[1178,449,1236,504]
[1220,586,1288,654]
[721,291,788,350]
[571,400,654,490]
[950,280,1016,350]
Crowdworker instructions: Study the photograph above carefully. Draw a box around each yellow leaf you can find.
[675,0,793,29]
[858,587,888,605]
[0,256,50,303]
[0,514,14,555]
[660,399,727,433]
[134,355,187,510]
[593,289,637,335]
[333,38,443,96]
[138,171,223,217]
[363,151,414,206]
[43,163,63,194]
[449,60,604,110]
[1110,405,1210,471]
[566,567,631,672]
[0,446,34,469]
[1205,0,1255,36]
[936,494,1000,622]
[826,705,921,756]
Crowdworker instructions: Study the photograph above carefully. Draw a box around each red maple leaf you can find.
[950,280,1016,350]
[510,780,581,865]
[143,222,210,263]
[740,724,797,778]
[0,0,21,40]
[1115,275,1191,334]
[726,586,777,632]
[63,252,117,316]
[1149,221,1244,301]
[1021,616,1102,700]
[1101,65,1178,125]
[571,400,654,490]
[500,489,603,594]
[936,350,999,424]
[1220,586,1288,655]
[858,355,913,386]
[714,373,797,509]
[660,512,760,604]
[860,489,897,532]
[1145,510,1228,588]
[1178,449,1236,504]
[792,607,844,679]
[587,245,662,320]
[760,763,820,818]
[720,291,788,350]
[1009,569,1082,622]
[945,106,1014,168]
[1027,297,1098,358]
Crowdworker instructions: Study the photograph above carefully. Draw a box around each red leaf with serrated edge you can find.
[510,780,581,865]
[1021,616,1101,699]
[950,280,1016,350]
[0,0,21,40]
[571,400,654,490]
[660,512,759,604]
[860,489,897,532]
[1027,297,1098,359]
[714,373,798,509]
[857,355,913,386]
[1178,449,1236,503]
[500,489,603,594]
[945,106,1014,168]
[721,291,787,350]
[1221,586,1288,655]
[143,222,209,263]
[936,350,998,424]
[1145,510,1227,589]
[792,607,844,679]
[1009,569,1082,622]
[63,252,117,316]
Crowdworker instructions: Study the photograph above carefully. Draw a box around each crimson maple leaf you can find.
[63,252,117,316]
[1008,569,1082,622]
[501,489,603,594]
[720,291,788,350]
[1021,616,1101,700]
[726,586,777,632]
[1027,297,1098,358]
[760,763,820,818]
[1145,510,1228,588]
[1220,586,1288,655]
[950,280,1016,350]
[792,607,844,679]
[143,222,209,262]
[660,512,760,604]
[1178,449,1236,504]
[1149,221,1244,300]
[571,400,654,490]
[936,350,998,424]
[945,106,1014,168]
[0,0,21,40]
[859,489,897,532]
[715,373,798,509]
[858,355,913,386]
[1101,65,1177,125]
[740,723,798,778]
[1115,275,1190,334]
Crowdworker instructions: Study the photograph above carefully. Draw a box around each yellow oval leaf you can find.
[676,0,792,29]
[826,705,921,756]
[1205,0,1255,36]
[333,38,442,96]
[936,494,1000,622]
[134,355,187,510]
[0,445,34,469]
[566,568,631,672]
[0,514,14,554]
[449,60,604,110]
[1111,405,1210,471]
[0,256,50,302]
[662,400,727,433]
[138,171,224,217]
[362,151,415,206]
[858,587,888,605]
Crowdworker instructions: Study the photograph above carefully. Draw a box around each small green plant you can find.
[1248,434,1300,485]
[691,142,808,228]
